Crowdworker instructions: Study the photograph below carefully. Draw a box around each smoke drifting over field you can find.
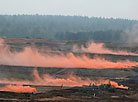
[0,38,138,69]
[123,24,138,43]
[0,85,37,93]
[0,69,128,89]
[73,41,138,56]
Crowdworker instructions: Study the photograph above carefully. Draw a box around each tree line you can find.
[0,15,137,42]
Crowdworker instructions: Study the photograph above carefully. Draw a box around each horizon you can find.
[0,0,137,20]
[0,14,137,21]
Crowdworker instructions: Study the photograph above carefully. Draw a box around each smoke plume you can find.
[110,81,128,89]
[0,85,37,93]
[73,41,138,56]
[122,24,138,43]
[0,38,138,69]
[0,69,128,89]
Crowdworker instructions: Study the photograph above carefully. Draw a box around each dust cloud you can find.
[0,69,128,89]
[0,38,138,69]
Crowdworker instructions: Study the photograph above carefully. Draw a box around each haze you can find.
[0,0,137,20]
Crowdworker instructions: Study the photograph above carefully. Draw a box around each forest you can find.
[0,15,137,42]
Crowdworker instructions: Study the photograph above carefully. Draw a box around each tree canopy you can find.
[0,15,137,42]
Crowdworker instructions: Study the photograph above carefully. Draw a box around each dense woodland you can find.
[0,15,137,42]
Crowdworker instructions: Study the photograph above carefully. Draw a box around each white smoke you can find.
[123,24,138,43]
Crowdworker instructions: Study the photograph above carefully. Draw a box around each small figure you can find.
[61,84,64,88]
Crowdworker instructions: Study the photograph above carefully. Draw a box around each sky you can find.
[0,0,137,20]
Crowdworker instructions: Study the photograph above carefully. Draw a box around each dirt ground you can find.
[0,38,138,102]
[0,81,138,102]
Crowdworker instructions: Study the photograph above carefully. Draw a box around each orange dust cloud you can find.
[0,85,37,93]
[73,41,138,56]
[110,81,128,89]
[0,38,138,69]
[0,69,128,89]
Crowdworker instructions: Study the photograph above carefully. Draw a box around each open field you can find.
[0,66,138,102]
[0,38,138,101]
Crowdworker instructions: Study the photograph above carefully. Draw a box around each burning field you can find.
[0,38,138,102]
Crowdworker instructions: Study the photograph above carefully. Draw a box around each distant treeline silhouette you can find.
[0,15,137,42]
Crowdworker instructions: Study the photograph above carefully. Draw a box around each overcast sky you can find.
[0,0,137,20]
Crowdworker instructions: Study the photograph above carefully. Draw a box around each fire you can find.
[0,85,37,93]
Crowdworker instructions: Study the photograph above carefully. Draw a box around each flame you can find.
[0,85,37,93]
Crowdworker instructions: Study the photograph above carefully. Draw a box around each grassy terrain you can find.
[0,83,137,102]
[0,65,138,80]
[0,38,138,101]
